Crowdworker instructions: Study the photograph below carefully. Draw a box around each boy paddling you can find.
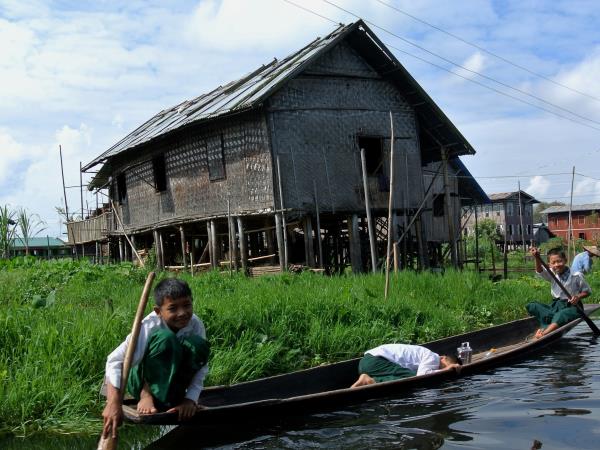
[102,278,209,439]
[527,247,591,339]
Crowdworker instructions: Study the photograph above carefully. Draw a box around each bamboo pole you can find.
[360,148,377,273]
[227,197,232,276]
[313,180,323,268]
[237,217,248,274]
[110,200,144,267]
[441,148,458,268]
[517,182,526,259]
[179,226,187,271]
[276,156,289,269]
[80,161,84,219]
[275,213,284,272]
[59,145,70,224]
[568,166,575,262]
[385,111,395,299]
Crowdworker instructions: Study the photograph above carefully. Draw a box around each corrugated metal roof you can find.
[488,191,539,203]
[83,24,354,172]
[84,19,478,188]
[11,237,67,249]
[541,203,600,214]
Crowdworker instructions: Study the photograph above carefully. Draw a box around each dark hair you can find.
[153,278,192,306]
[445,354,462,365]
[547,248,567,260]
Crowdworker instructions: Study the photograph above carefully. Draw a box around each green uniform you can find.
[358,353,416,383]
[526,298,580,329]
[127,328,209,409]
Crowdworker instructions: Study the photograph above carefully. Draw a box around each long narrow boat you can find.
[123,305,600,426]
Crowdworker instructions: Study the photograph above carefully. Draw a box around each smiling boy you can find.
[102,278,209,439]
[527,247,591,339]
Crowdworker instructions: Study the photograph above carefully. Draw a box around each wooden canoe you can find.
[122,304,600,426]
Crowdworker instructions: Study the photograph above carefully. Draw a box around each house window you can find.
[433,194,445,217]
[579,232,586,239]
[578,215,585,224]
[358,136,384,176]
[552,217,559,227]
[207,134,226,181]
[116,172,127,204]
[527,225,532,235]
[508,224,514,235]
[506,202,514,216]
[152,154,167,192]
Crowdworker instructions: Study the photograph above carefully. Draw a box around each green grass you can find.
[0,257,598,437]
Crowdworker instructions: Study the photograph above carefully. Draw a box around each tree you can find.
[533,201,565,223]
[478,219,502,274]
[0,205,17,259]
[16,208,47,256]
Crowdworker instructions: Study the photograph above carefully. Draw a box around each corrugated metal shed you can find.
[84,19,476,187]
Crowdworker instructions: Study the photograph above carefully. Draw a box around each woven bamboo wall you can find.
[267,41,423,215]
[421,160,461,242]
[114,111,274,230]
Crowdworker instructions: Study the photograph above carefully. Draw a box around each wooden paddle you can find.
[97,271,156,450]
[536,258,600,335]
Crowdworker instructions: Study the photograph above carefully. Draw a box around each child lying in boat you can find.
[527,247,591,339]
[102,278,210,439]
[350,344,461,388]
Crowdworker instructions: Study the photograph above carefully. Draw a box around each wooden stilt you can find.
[313,180,323,268]
[304,215,315,268]
[385,111,395,300]
[158,231,165,269]
[360,148,377,273]
[441,147,458,268]
[348,214,362,273]
[275,213,284,272]
[118,237,123,262]
[179,226,187,271]
[209,220,218,269]
[237,217,248,274]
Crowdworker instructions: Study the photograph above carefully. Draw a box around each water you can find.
[3,321,600,449]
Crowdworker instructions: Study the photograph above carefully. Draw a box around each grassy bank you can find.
[1,257,598,437]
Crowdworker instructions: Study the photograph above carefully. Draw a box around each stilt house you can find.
[70,20,488,273]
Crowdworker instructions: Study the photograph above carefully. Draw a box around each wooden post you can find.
[206,222,213,268]
[303,215,315,268]
[158,231,166,269]
[415,216,426,270]
[517,182,526,260]
[503,225,508,279]
[79,161,84,219]
[385,111,395,299]
[237,217,248,274]
[153,230,160,270]
[59,145,70,223]
[209,220,218,269]
[118,237,123,262]
[360,148,377,273]
[227,197,238,271]
[313,180,324,268]
[393,242,399,272]
[348,214,362,273]
[441,148,458,268]
[275,213,284,272]
[190,237,196,276]
[179,226,187,271]
[474,204,480,272]
[276,156,289,269]
[110,200,145,267]
[568,166,575,262]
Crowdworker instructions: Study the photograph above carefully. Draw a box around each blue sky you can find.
[1,0,599,238]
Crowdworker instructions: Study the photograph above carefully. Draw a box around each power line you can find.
[373,0,600,104]
[321,0,600,130]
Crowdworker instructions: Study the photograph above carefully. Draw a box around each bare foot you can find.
[351,373,376,388]
[137,389,157,415]
[534,329,544,339]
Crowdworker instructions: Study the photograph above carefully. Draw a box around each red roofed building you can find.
[541,203,600,241]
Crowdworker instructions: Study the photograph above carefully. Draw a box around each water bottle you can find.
[457,341,473,364]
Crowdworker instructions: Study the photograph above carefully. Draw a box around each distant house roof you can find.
[541,203,600,214]
[84,19,476,188]
[11,237,67,250]
[488,191,539,203]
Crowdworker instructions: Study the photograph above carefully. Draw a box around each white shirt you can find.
[365,344,440,376]
[537,267,591,300]
[105,311,208,402]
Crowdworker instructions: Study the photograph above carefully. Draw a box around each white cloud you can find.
[525,176,551,199]
[451,51,486,80]
[572,177,600,204]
